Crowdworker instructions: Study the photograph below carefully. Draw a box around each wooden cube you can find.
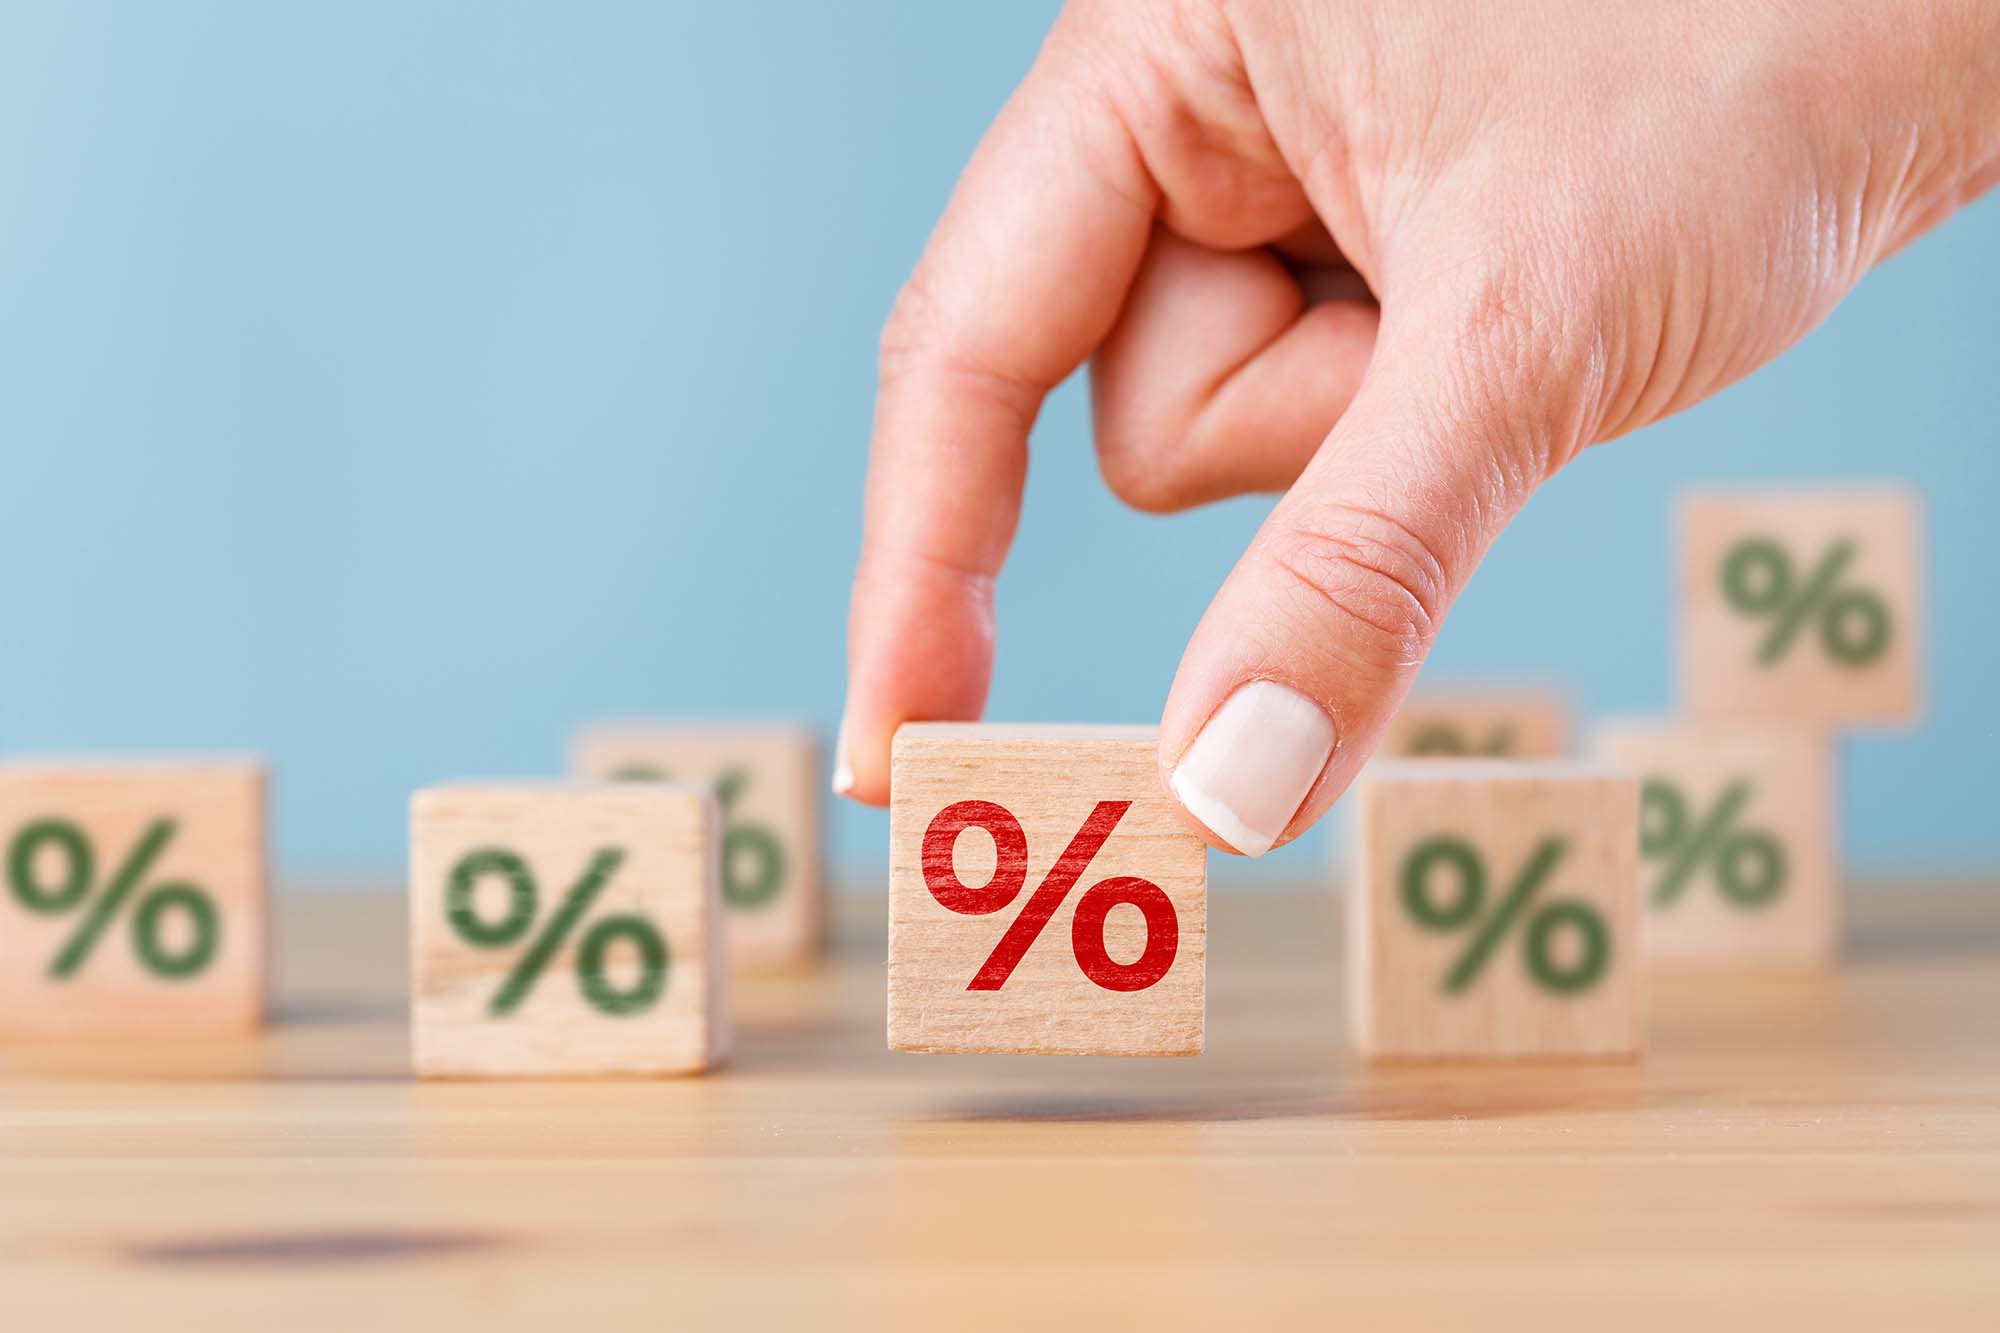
[1348,762,1642,1060]
[1380,686,1572,758]
[0,758,265,1036]
[410,782,729,1077]
[571,722,821,970]
[889,724,1205,1056]
[1679,487,1923,727]
[1593,719,1838,970]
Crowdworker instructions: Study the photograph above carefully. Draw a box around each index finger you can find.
[835,33,1158,804]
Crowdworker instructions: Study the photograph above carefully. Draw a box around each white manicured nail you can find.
[830,715,855,796]
[1169,681,1336,857]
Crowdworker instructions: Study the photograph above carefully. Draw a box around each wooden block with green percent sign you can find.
[1380,686,1572,758]
[571,723,820,970]
[1348,762,1642,1060]
[889,725,1206,1056]
[1679,487,1923,727]
[0,758,266,1036]
[1593,720,1837,970]
[410,783,729,1077]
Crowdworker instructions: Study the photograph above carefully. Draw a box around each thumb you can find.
[1158,305,1569,856]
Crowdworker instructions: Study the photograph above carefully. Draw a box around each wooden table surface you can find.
[3,882,1997,1330]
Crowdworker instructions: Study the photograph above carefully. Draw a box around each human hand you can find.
[835,0,2000,853]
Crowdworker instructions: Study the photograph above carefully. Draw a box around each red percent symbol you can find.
[921,799,1178,993]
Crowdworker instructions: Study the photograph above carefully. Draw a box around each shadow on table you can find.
[120,1227,513,1270]
[921,1063,1647,1125]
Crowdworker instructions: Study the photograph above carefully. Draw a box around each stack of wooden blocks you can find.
[1602,488,1923,972]
[1347,485,1922,1061]
[407,722,822,1077]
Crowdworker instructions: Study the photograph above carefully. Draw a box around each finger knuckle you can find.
[876,272,1043,438]
[876,274,943,386]
[1436,229,1606,473]
[1095,432,1199,514]
[1260,506,1453,669]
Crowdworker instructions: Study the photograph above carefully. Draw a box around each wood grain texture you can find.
[1350,761,1643,1060]
[0,757,265,1036]
[1594,718,1838,970]
[1380,686,1573,758]
[410,782,728,1077]
[0,883,1997,1330]
[1678,487,1923,727]
[889,724,1205,1056]
[571,722,822,970]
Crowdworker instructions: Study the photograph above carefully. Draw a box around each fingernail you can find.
[830,715,855,796]
[1168,681,1336,857]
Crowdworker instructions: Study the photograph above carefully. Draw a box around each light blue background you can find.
[2,2,1994,884]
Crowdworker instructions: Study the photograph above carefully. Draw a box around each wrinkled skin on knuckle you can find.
[876,269,1042,437]
[1255,504,1454,675]
[876,274,944,389]
[1395,214,1608,483]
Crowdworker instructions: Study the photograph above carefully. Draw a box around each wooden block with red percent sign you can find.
[889,724,1206,1056]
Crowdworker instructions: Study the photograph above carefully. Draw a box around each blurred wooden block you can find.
[0,758,266,1037]
[1593,719,1838,970]
[410,782,729,1077]
[1349,761,1642,1061]
[1381,687,1572,758]
[571,723,821,970]
[1679,487,1923,727]
[889,724,1205,1056]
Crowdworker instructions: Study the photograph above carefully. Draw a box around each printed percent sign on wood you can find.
[570,724,822,971]
[1594,720,1838,970]
[410,783,729,1078]
[1678,488,1922,726]
[888,725,1207,1057]
[1348,762,1642,1061]
[0,759,266,1036]
[1379,688,1573,759]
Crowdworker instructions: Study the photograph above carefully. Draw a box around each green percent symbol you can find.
[446,847,667,1017]
[1641,778,1784,910]
[610,764,786,911]
[1409,722,1517,756]
[610,764,667,781]
[6,817,220,981]
[1400,835,1609,996]
[713,769,785,910]
[1720,535,1891,668]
